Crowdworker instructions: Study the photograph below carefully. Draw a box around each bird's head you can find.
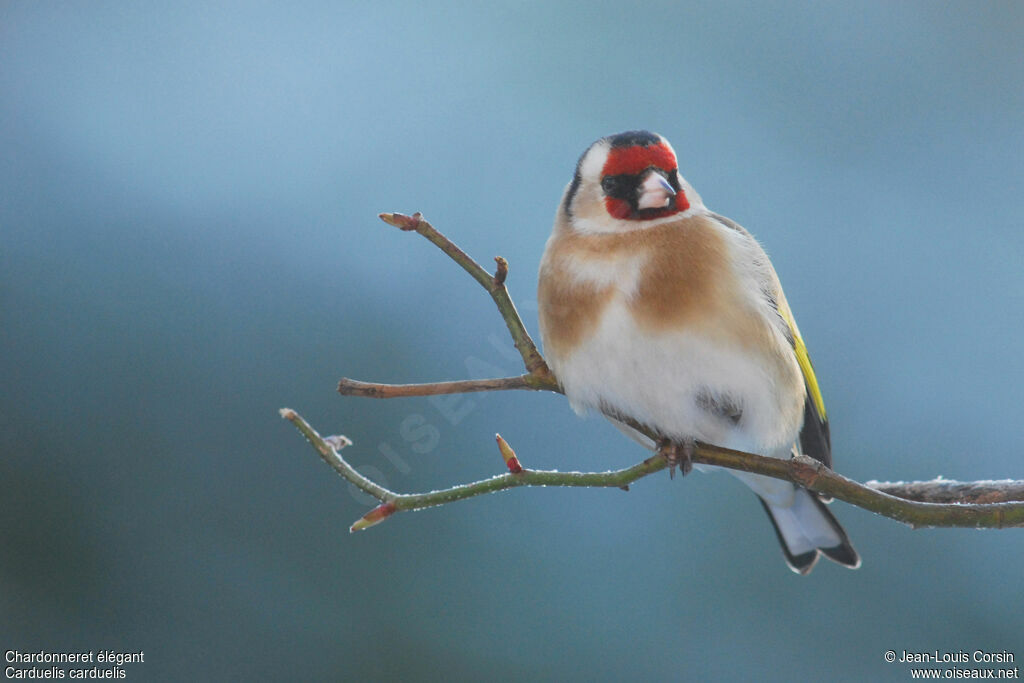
[561,130,702,234]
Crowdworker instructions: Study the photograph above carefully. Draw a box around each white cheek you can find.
[578,141,610,181]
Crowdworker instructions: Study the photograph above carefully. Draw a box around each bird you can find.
[537,130,859,574]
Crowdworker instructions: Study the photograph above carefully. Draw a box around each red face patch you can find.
[600,142,688,220]
[602,142,678,177]
[605,198,632,219]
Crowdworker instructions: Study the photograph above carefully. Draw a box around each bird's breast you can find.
[539,215,768,358]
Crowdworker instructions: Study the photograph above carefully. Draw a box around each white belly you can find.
[551,296,804,459]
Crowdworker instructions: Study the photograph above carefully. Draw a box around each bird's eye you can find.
[601,175,629,198]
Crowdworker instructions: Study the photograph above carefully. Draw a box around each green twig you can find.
[282,408,1024,531]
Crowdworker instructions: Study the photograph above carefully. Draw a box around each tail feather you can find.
[759,488,860,575]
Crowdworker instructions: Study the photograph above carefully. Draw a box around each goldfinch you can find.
[538,131,859,574]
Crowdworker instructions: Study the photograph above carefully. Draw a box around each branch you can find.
[867,478,1024,505]
[376,211,556,385]
[281,407,1024,530]
[287,211,1024,532]
[280,408,669,530]
[337,374,551,398]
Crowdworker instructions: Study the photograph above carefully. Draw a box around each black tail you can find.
[759,489,860,575]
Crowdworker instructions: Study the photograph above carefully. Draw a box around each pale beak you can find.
[637,171,677,210]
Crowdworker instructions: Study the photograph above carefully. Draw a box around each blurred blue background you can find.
[2,2,1022,680]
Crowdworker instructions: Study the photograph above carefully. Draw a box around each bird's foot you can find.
[656,438,695,479]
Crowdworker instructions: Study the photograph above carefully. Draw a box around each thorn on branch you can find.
[496,433,524,474]
[350,502,397,532]
[493,256,508,287]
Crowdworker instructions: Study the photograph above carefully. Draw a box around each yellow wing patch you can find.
[779,305,827,421]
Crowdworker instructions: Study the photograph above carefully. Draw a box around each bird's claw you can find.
[657,438,694,479]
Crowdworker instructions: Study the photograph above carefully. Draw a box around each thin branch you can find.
[286,211,1024,533]
[378,212,555,383]
[867,479,1024,505]
[337,374,554,399]
[280,408,665,531]
[281,408,1024,530]
[281,408,393,503]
